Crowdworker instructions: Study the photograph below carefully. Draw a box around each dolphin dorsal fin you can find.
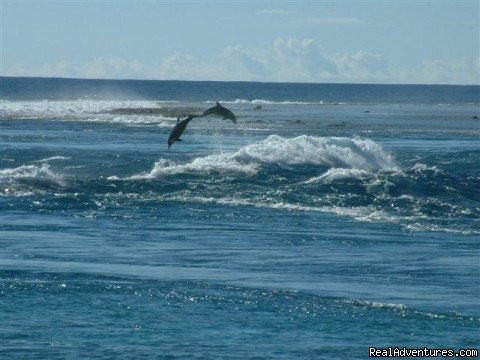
[177,117,180,123]
[216,101,220,106]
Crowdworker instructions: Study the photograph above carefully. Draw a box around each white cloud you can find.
[8,60,75,78]
[326,51,392,82]
[258,9,296,15]
[154,53,221,80]
[4,38,479,84]
[78,58,147,79]
[420,58,480,84]
[306,17,367,25]
[219,38,336,82]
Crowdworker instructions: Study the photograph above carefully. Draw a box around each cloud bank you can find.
[4,38,479,85]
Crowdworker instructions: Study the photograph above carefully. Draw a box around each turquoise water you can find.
[1,78,479,358]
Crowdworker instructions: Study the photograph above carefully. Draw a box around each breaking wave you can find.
[304,168,373,184]
[126,135,397,179]
[4,135,477,235]
[206,99,327,105]
[104,135,479,235]
[0,164,64,194]
[33,156,71,163]
[0,100,177,125]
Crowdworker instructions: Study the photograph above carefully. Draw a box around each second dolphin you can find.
[202,102,237,124]
[167,115,199,149]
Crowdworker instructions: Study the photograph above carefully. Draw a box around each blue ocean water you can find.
[1,77,479,359]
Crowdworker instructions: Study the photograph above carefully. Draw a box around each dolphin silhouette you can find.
[167,115,199,149]
[202,102,237,124]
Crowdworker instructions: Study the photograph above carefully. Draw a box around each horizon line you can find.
[2,75,479,88]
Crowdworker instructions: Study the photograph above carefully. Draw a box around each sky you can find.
[1,0,479,84]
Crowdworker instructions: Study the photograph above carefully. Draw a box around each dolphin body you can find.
[202,102,237,124]
[167,115,199,149]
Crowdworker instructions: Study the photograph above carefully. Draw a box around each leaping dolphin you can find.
[202,102,237,124]
[167,115,199,149]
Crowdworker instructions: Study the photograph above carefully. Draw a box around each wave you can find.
[133,193,478,235]
[33,156,71,163]
[108,134,477,235]
[340,298,478,321]
[86,115,175,126]
[5,135,476,235]
[205,99,328,105]
[125,135,396,179]
[304,168,372,184]
[1,99,334,121]
[123,156,258,180]
[0,164,64,194]
[236,135,396,169]
[0,100,178,123]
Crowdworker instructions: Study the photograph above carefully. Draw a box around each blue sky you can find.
[2,1,479,84]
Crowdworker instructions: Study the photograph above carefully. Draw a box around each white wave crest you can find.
[34,156,71,163]
[124,135,396,179]
[205,99,325,105]
[234,135,396,170]
[305,168,373,184]
[127,157,258,179]
[152,194,478,235]
[0,100,177,125]
[409,163,444,176]
[0,164,64,192]
[151,194,405,227]
[86,115,175,126]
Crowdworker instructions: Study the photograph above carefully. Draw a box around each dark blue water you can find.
[2,76,480,104]
[1,77,479,358]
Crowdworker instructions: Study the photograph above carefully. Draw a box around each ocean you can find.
[1,77,479,359]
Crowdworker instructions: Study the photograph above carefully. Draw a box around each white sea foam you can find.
[87,115,175,126]
[205,99,325,105]
[343,298,408,311]
[409,163,444,176]
[0,164,64,192]
[34,156,71,163]
[1,100,124,118]
[152,194,403,226]
[404,223,479,235]
[234,135,396,170]
[305,168,373,184]
[0,100,177,125]
[156,194,477,235]
[127,156,258,180]
[125,135,396,180]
